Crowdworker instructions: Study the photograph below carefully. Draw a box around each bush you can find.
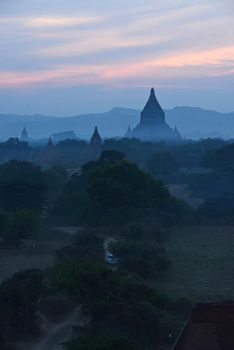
[56,229,104,263]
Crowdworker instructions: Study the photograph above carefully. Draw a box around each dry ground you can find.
[154,225,234,301]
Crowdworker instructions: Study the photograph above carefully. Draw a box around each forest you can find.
[0,136,233,349]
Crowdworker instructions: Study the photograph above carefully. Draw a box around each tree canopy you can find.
[0,161,46,212]
[0,269,43,337]
[52,152,172,225]
[146,151,179,179]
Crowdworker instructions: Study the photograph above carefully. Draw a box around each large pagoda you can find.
[130,88,182,142]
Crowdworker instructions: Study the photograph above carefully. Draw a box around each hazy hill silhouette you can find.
[0,106,233,140]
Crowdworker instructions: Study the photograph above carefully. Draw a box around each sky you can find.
[0,0,233,116]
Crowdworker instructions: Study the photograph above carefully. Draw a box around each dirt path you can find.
[24,308,81,350]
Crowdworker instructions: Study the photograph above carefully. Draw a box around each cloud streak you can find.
[1,45,233,88]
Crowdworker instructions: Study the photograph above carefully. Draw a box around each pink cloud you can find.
[0,45,233,88]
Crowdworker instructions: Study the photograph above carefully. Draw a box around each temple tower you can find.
[90,127,102,148]
[130,88,182,142]
[20,126,29,141]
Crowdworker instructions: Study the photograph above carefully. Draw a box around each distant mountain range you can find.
[0,106,234,141]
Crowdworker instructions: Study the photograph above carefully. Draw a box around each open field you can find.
[1,225,234,304]
[167,184,204,208]
[0,237,72,282]
[155,225,234,301]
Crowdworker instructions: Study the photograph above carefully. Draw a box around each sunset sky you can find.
[0,0,233,115]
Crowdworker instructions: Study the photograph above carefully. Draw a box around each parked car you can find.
[105,252,119,265]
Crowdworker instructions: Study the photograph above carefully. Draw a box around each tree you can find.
[44,165,68,199]
[99,150,125,162]
[0,211,10,237]
[0,334,14,350]
[203,143,234,172]
[0,161,46,212]
[109,240,170,278]
[51,259,175,348]
[52,154,171,225]
[0,210,39,246]
[9,210,39,239]
[56,229,105,263]
[146,151,179,180]
[85,159,171,224]
[0,270,43,337]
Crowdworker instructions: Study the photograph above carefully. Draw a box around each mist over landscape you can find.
[1,105,234,140]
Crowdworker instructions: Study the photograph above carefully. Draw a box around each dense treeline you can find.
[0,161,68,245]
[0,136,228,170]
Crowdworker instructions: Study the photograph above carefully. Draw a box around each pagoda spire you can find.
[124,125,132,138]
[90,126,102,147]
[140,87,165,124]
[47,136,54,149]
[20,126,29,141]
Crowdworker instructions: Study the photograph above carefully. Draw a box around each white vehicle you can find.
[105,252,119,265]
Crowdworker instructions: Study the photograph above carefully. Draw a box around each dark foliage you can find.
[0,270,43,338]
[51,259,176,348]
[146,151,179,180]
[44,165,68,199]
[51,152,174,225]
[110,240,170,278]
[56,229,105,263]
[197,194,234,223]
[65,334,140,350]
[0,161,46,212]
[0,334,14,350]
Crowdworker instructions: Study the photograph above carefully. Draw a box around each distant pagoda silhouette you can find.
[20,126,29,141]
[90,126,102,148]
[40,136,55,165]
[130,88,182,142]
[47,136,54,150]
[124,125,132,138]
[90,126,103,158]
